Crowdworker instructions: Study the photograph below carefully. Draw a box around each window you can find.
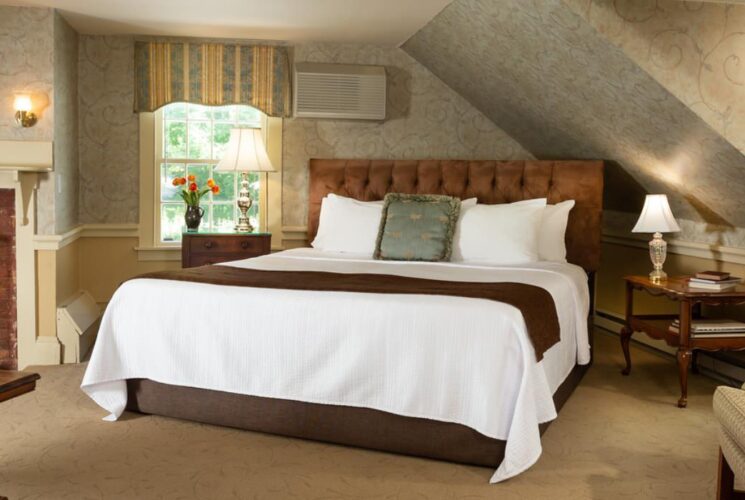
[157,103,264,243]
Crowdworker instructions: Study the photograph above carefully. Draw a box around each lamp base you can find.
[235,172,254,233]
[648,232,668,283]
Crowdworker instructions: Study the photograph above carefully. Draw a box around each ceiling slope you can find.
[402,0,745,239]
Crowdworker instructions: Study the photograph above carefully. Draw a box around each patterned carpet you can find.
[0,330,724,499]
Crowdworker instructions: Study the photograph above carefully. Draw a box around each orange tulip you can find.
[207,179,215,188]
[180,177,187,185]
[187,174,196,182]
[211,185,220,194]
[171,178,180,186]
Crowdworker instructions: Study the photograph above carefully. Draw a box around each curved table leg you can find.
[621,326,633,376]
[677,348,692,408]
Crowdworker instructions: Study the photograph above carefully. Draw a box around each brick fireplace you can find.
[0,188,16,369]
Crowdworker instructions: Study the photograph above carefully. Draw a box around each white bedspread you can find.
[81,248,590,483]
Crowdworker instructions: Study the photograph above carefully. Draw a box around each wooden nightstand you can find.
[181,232,271,268]
[621,275,745,408]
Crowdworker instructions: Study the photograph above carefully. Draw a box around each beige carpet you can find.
[0,330,725,499]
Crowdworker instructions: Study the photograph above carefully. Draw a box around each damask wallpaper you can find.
[77,36,139,224]
[282,43,533,227]
[403,0,745,246]
[0,6,54,142]
[564,0,745,154]
[53,12,79,234]
[0,6,56,234]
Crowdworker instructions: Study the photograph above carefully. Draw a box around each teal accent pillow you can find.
[374,193,461,261]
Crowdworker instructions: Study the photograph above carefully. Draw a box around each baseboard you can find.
[594,309,745,386]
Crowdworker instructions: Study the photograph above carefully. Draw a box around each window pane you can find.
[212,123,232,160]
[161,204,185,242]
[212,171,235,202]
[164,103,187,120]
[238,106,262,126]
[211,106,234,122]
[161,163,185,201]
[188,121,211,159]
[164,121,187,159]
[187,103,210,120]
[188,122,212,160]
[213,204,235,232]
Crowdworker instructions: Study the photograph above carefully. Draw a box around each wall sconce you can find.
[14,94,37,128]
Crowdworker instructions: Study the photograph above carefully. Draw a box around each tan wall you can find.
[78,237,179,303]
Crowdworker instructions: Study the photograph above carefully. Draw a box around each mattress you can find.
[81,248,590,482]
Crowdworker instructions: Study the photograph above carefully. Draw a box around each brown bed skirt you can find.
[125,361,589,468]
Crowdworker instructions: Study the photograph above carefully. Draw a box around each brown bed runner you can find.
[135,266,561,360]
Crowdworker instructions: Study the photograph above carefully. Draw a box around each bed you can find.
[82,159,604,483]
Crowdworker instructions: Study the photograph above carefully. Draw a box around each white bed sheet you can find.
[81,248,590,483]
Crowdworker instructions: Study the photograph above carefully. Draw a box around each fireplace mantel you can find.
[0,140,53,172]
[0,139,58,368]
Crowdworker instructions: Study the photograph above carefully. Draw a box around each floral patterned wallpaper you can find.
[403,0,745,246]
[77,36,139,224]
[564,0,745,154]
[53,12,79,234]
[282,43,533,227]
[0,6,56,234]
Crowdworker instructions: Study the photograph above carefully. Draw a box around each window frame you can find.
[137,107,281,261]
[153,104,266,246]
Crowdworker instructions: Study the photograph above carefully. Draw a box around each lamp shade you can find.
[215,128,275,173]
[632,194,681,233]
[13,94,32,112]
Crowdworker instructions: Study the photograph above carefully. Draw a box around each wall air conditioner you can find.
[293,62,386,120]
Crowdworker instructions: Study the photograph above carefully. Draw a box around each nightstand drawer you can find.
[188,236,268,255]
[182,233,271,268]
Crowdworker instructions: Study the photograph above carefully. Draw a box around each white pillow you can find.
[538,200,575,262]
[453,198,547,264]
[311,195,384,255]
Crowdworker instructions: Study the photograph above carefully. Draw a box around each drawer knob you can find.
[204,241,214,249]
[241,240,250,249]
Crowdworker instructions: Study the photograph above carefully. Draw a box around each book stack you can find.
[670,318,745,338]
[688,271,742,291]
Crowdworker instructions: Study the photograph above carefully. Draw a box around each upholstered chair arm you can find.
[714,386,745,479]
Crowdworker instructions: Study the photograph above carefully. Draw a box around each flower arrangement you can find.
[171,174,220,206]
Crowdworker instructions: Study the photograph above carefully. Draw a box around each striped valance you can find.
[134,42,291,117]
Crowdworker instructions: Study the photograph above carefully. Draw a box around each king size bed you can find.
[82,159,604,483]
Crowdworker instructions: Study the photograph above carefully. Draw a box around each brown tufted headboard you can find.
[307,159,604,271]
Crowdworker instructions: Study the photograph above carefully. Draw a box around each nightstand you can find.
[621,275,745,408]
[181,232,271,268]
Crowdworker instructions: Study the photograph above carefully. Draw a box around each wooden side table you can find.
[181,232,271,268]
[0,370,40,403]
[621,275,745,408]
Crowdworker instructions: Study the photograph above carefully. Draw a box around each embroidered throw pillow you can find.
[374,193,461,261]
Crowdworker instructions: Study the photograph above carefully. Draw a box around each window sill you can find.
[134,246,181,262]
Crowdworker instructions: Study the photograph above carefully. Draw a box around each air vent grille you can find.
[294,63,386,120]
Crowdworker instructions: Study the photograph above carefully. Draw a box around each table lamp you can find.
[632,194,681,282]
[215,128,275,232]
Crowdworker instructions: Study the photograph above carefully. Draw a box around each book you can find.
[689,277,741,285]
[688,278,741,291]
[695,271,731,281]
[670,318,745,334]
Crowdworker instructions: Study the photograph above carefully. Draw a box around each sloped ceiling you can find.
[402,0,745,244]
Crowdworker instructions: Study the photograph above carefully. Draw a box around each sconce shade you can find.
[215,128,275,173]
[14,95,32,112]
[632,194,681,233]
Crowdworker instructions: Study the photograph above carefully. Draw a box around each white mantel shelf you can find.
[0,140,53,172]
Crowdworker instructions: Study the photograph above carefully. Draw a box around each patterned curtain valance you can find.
[134,42,290,117]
